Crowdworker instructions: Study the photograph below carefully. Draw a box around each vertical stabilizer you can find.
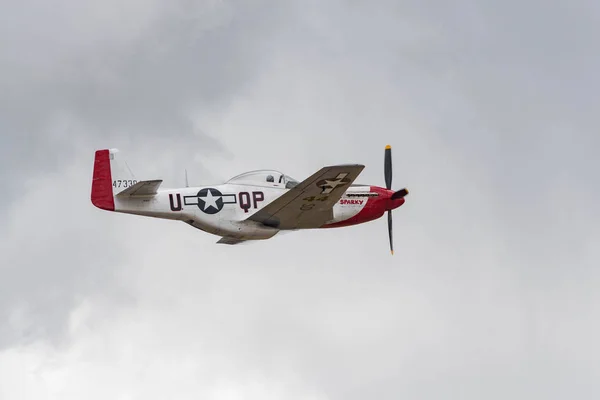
[91,148,136,211]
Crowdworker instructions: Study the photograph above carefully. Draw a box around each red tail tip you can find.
[91,149,115,211]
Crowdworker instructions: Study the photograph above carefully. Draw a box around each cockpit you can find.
[225,170,300,189]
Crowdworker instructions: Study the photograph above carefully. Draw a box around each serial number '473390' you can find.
[113,180,137,188]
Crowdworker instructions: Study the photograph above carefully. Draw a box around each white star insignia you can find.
[320,173,349,194]
[323,179,345,189]
[201,190,220,211]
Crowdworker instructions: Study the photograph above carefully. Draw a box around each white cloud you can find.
[1,1,599,399]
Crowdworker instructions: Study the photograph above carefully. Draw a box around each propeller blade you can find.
[391,188,409,200]
[384,145,392,190]
[387,210,393,255]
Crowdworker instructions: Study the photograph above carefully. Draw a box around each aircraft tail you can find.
[91,148,161,211]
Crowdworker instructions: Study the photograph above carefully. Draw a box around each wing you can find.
[216,236,248,245]
[247,164,364,229]
[116,180,163,197]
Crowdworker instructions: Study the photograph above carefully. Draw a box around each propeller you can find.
[384,145,408,255]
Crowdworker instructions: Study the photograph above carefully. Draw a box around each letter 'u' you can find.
[169,193,182,211]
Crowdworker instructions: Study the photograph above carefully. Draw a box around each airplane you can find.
[91,146,408,253]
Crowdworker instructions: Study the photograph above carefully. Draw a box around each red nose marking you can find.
[322,186,405,228]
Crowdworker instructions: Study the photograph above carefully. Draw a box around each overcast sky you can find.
[1,0,599,399]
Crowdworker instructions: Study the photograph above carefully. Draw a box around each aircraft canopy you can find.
[226,170,299,189]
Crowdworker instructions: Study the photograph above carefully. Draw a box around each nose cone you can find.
[384,188,407,210]
[370,186,408,211]
[387,195,405,210]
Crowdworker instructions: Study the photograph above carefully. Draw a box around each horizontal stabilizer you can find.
[116,180,163,197]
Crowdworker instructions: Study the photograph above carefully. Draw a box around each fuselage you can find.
[110,182,405,240]
[91,148,406,242]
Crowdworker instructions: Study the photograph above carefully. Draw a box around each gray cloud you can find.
[0,0,287,348]
[1,0,599,399]
[0,0,286,209]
